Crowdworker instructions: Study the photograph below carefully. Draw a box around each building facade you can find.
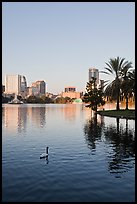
[62,91,81,99]
[5,75,27,97]
[29,80,46,96]
[88,68,105,90]
[61,86,82,99]
[65,86,76,92]
[89,68,99,84]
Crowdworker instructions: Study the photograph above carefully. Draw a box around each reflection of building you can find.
[28,80,46,96]
[3,106,27,133]
[5,75,27,97]
[62,86,83,99]
[3,105,46,132]
[63,104,77,121]
[28,106,46,128]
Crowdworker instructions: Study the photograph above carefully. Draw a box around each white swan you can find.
[40,147,49,159]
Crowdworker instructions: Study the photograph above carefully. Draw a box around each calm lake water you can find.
[2,104,135,202]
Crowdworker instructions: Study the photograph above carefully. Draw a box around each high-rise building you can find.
[64,86,76,92]
[31,80,46,96]
[5,74,27,96]
[88,68,105,90]
[62,86,82,99]
[89,68,99,84]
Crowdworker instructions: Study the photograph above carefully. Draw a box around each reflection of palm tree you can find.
[84,114,104,150]
[104,119,135,177]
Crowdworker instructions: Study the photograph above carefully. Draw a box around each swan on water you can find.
[40,147,49,159]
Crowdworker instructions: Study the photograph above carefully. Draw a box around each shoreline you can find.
[97,109,135,119]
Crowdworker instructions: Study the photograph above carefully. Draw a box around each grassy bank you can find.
[97,109,135,119]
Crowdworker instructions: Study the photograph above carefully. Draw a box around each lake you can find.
[2,104,135,202]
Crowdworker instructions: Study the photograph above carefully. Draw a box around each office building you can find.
[65,86,76,92]
[30,80,46,96]
[62,86,82,99]
[89,68,99,84]
[5,74,27,96]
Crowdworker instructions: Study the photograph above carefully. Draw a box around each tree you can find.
[121,67,135,110]
[54,96,66,104]
[127,69,135,97]
[83,77,105,112]
[41,95,53,103]
[101,57,133,110]
[26,95,43,103]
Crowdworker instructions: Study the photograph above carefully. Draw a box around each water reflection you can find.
[2,105,46,133]
[84,113,104,150]
[84,114,135,177]
[45,155,49,164]
[2,105,28,133]
[63,104,77,121]
[104,118,135,177]
[29,106,46,128]
[2,104,135,201]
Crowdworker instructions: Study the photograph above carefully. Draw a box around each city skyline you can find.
[2,2,135,94]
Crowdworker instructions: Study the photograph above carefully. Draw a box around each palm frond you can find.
[119,57,125,69]
[105,63,114,74]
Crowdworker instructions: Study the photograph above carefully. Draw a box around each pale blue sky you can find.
[2,2,135,94]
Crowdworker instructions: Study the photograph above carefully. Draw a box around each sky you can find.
[2,2,135,94]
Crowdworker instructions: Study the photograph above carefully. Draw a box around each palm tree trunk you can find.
[125,95,128,110]
[116,95,120,111]
[95,105,97,113]
[116,85,120,111]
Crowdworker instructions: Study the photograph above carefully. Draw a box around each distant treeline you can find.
[2,95,76,104]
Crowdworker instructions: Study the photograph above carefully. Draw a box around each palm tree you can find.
[121,67,135,110]
[101,57,133,110]
[128,69,135,96]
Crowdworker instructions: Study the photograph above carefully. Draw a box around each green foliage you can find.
[120,68,135,110]
[121,69,135,96]
[101,57,133,110]
[54,97,70,104]
[26,95,44,103]
[41,95,54,103]
[26,95,54,103]
[83,77,105,112]
[2,96,10,103]
[97,110,135,119]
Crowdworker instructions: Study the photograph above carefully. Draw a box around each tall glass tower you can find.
[89,68,99,84]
